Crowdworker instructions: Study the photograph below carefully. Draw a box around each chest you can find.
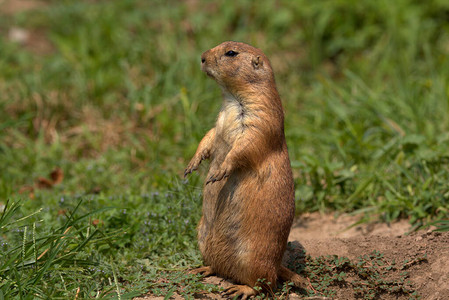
[215,97,245,144]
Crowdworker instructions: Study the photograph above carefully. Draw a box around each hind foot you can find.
[222,284,257,299]
[189,266,214,277]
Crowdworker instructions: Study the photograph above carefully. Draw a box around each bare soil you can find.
[287,213,449,300]
[140,213,449,299]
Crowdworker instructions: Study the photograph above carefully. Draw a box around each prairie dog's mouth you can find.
[202,65,215,78]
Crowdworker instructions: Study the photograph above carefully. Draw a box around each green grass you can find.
[1,0,448,298]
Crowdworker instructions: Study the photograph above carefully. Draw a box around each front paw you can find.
[184,157,201,177]
[206,164,231,184]
[184,153,208,177]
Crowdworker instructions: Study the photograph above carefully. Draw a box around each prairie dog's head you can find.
[201,41,275,96]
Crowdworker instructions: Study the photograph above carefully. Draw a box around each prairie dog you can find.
[185,41,302,298]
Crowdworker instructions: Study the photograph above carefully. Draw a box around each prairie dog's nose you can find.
[201,49,211,64]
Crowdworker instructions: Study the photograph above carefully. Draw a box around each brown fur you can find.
[185,41,302,298]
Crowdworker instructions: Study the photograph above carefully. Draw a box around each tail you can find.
[277,265,306,287]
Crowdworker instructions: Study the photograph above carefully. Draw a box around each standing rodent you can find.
[184,41,303,298]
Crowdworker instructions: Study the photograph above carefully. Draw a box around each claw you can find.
[206,169,229,184]
[222,285,256,299]
[206,176,216,185]
[184,164,199,178]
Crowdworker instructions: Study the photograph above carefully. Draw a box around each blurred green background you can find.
[1,0,448,298]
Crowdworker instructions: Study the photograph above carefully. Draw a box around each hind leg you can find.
[278,265,305,287]
[222,259,276,299]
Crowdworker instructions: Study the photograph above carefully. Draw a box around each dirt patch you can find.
[7,27,54,54]
[288,214,449,299]
[138,213,449,299]
[1,0,54,55]
[0,0,46,15]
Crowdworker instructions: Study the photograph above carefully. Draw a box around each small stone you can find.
[288,293,302,300]
[415,236,423,242]
[8,27,29,44]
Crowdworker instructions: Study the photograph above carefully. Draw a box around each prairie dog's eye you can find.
[225,50,239,57]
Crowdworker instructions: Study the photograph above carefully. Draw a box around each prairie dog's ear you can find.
[251,56,263,70]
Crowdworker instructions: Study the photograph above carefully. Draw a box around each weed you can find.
[150,271,220,299]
